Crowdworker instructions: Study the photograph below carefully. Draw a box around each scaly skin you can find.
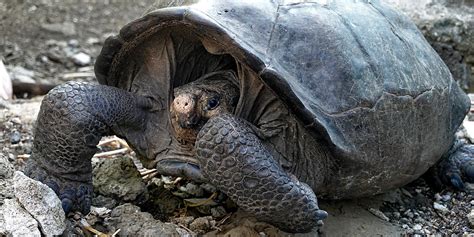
[24,82,152,213]
[435,140,474,190]
[195,114,327,233]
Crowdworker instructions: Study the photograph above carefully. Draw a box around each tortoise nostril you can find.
[185,102,188,107]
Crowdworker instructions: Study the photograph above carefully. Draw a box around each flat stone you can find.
[433,202,449,214]
[13,171,66,236]
[41,22,76,36]
[71,52,91,66]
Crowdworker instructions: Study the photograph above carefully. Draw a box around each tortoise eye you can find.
[207,97,220,110]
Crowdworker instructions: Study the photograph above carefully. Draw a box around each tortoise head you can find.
[170,71,239,144]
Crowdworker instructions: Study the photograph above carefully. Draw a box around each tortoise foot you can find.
[25,161,93,214]
[436,141,474,190]
[24,82,152,214]
[195,114,327,233]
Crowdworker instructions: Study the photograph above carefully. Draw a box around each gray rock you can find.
[173,216,195,227]
[441,193,452,202]
[0,199,41,237]
[413,224,422,231]
[180,182,205,197]
[468,209,474,228]
[92,156,147,202]
[41,22,76,36]
[9,130,21,144]
[211,206,228,219]
[9,66,35,83]
[105,203,185,236]
[13,171,66,236]
[0,154,14,205]
[189,216,213,233]
[368,208,390,222]
[71,52,91,66]
[92,194,118,209]
[433,202,450,213]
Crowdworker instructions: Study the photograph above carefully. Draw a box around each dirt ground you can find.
[1,1,473,236]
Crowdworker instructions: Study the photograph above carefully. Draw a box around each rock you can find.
[211,206,228,219]
[0,199,41,237]
[180,182,205,197]
[9,130,21,144]
[92,194,118,209]
[41,22,76,36]
[145,178,182,218]
[433,202,449,213]
[0,60,12,100]
[368,208,390,222]
[86,37,100,45]
[189,216,213,233]
[0,154,14,204]
[468,209,474,228]
[92,156,147,202]
[70,52,91,66]
[9,65,35,84]
[441,193,452,202]
[105,203,185,236]
[413,224,422,231]
[173,216,195,227]
[13,171,66,236]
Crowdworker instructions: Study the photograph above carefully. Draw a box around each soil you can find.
[1,1,473,236]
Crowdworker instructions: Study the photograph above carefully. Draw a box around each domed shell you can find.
[95,0,469,188]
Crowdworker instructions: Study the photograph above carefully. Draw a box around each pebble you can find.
[9,131,21,144]
[9,66,35,83]
[41,22,76,36]
[173,216,195,227]
[413,224,422,231]
[441,194,452,202]
[189,216,213,232]
[368,208,390,221]
[11,117,21,124]
[468,209,474,228]
[434,193,442,202]
[433,202,449,213]
[211,206,227,219]
[180,183,204,197]
[71,52,91,66]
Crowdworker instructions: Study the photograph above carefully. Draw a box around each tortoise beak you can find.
[177,113,200,128]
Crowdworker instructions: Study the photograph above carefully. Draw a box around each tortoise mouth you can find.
[154,151,206,182]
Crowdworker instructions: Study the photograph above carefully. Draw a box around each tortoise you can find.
[24,0,474,233]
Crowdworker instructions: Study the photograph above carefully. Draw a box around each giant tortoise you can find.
[25,0,474,233]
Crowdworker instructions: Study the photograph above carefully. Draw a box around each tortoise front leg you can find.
[195,114,327,233]
[24,82,152,214]
[432,139,474,190]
